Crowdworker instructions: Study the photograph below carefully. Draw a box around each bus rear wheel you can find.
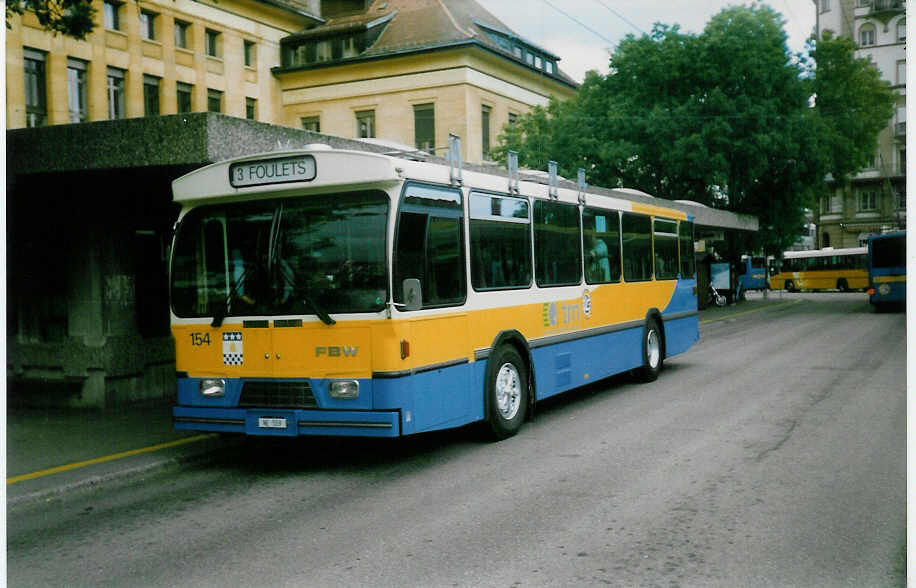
[637,319,664,383]
[484,346,528,440]
[785,280,796,292]
[837,279,849,292]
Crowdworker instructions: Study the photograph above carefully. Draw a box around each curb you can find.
[7,437,245,508]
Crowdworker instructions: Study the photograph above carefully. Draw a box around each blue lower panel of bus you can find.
[174,405,402,437]
[870,280,906,304]
[527,313,698,402]
[664,314,700,358]
[174,363,481,438]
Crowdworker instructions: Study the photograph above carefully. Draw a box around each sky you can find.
[476,1,818,83]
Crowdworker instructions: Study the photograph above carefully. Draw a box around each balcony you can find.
[859,0,906,15]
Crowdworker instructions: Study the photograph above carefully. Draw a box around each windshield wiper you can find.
[302,293,336,326]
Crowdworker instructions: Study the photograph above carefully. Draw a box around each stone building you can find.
[6,0,577,163]
[811,0,906,248]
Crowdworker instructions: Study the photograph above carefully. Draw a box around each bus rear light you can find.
[868,288,875,295]
[200,378,226,397]
[330,380,359,399]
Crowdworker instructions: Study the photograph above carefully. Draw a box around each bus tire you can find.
[638,319,664,383]
[837,279,849,292]
[484,346,528,440]
[785,280,796,292]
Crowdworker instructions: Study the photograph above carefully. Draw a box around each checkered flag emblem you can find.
[223,332,243,365]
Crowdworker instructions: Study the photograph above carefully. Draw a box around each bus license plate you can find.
[258,417,288,429]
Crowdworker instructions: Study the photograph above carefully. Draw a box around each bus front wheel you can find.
[484,346,528,440]
[638,319,664,383]
[837,279,849,292]
[785,280,796,292]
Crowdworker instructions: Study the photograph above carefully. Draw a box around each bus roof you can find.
[171,145,689,221]
[783,247,866,259]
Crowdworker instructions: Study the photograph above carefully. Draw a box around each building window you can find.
[177,82,193,113]
[859,24,876,46]
[829,193,843,213]
[143,75,160,116]
[205,29,221,58]
[246,97,256,120]
[107,66,126,120]
[24,48,47,127]
[821,0,831,11]
[897,187,906,209]
[207,89,222,113]
[897,60,906,85]
[104,0,121,31]
[858,190,877,211]
[140,10,157,40]
[302,116,320,132]
[899,148,906,175]
[244,40,256,67]
[356,110,375,138]
[175,20,190,49]
[546,61,555,75]
[822,232,831,248]
[67,58,89,123]
[414,103,435,154]
[481,105,491,160]
[898,18,906,42]
[508,112,518,126]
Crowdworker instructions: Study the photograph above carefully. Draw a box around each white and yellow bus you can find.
[169,145,699,439]
[769,247,867,292]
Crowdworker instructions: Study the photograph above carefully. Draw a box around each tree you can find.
[6,0,96,40]
[495,4,890,256]
[808,31,896,182]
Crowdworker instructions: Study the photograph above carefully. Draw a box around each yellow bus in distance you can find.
[769,247,867,292]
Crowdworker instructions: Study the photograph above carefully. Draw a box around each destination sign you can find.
[229,155,316,188]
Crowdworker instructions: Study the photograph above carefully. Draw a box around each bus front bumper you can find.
[173,406,401,438]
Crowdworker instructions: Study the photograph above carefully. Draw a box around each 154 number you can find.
[190,332,211,346]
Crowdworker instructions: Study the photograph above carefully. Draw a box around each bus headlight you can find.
[329,380,359,399]
[200,378,226,397]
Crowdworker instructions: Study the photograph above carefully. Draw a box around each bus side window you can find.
[394,183,465,308]
[622,213,652,282]
[653,218,678,280]
[679,221,695,278]
[534,200,582,287]
[583,208,621,284]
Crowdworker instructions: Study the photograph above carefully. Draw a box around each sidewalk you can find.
[6,292,795,506]
[6,402,236,506]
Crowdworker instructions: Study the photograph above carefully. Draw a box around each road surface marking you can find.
[7,434,216,485]
[700,299,802,324]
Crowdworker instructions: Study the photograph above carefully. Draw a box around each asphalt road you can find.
[7,293,906,587]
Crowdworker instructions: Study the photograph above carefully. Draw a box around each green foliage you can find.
[6,0,97,40]
[494,4,893,256]
[808,31,896,182]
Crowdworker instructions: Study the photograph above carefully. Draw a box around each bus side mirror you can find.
[402,278,422,311]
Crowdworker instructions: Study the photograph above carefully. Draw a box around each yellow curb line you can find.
[700,299,803,325]
[7,433,217,485]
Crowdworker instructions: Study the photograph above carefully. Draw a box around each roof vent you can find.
[304,143,334,151]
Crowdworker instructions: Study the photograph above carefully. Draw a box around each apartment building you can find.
[6,0,578,163]
[811,0,906,248]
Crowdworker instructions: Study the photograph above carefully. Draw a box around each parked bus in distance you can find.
[769,247,867,292]
[168,144,699,440]
[867,231,905,310]
[736,255,768,297]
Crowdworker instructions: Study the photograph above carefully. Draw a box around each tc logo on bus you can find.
[315,345,359,357]
[542,302,580,329]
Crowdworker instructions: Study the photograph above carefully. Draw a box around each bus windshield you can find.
[870,236,905,269]
[170,190,389,319]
